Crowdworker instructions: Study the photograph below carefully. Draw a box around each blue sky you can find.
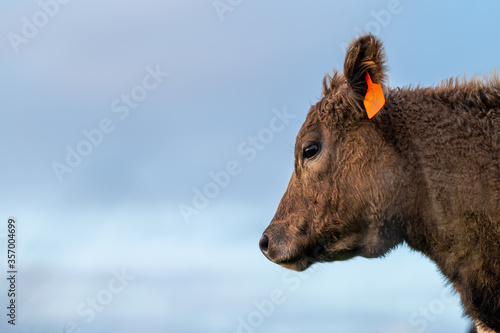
[1,1,499,332]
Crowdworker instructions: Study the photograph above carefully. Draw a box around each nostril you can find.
[259,235,269,253]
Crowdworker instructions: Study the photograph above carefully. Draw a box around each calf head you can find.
[260,35,409,271]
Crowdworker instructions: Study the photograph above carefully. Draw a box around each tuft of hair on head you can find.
[322,71,344,97]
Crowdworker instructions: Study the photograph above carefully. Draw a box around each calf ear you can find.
[343,34,387,102]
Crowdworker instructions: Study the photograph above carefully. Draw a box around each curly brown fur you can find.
[260,34,500,331]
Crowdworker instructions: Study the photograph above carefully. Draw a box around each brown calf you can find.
[259,34,499,332]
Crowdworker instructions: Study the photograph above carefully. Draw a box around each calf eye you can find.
[303,143,320,159]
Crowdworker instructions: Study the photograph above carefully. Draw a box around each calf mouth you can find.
[274,247,323,271]
[274,247,361,271]
[275,255,312,271]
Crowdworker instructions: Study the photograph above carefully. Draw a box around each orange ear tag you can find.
[363,71,385,119]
